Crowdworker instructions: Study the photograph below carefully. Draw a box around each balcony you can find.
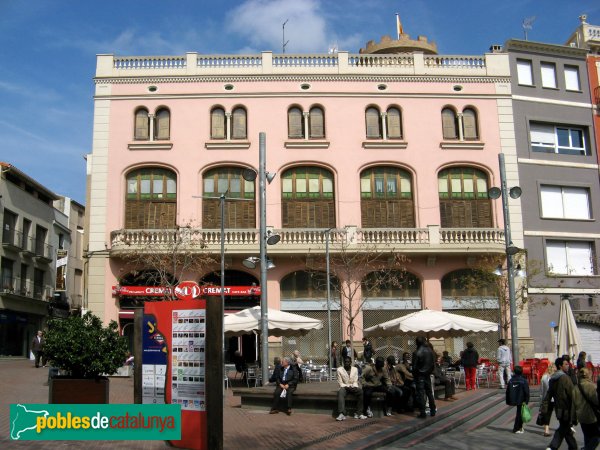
[34,240,54,263]
[110,225,505,257]
[2,227,22,252]
[0,276,51,301]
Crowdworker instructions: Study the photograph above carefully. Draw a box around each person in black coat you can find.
[270,357,299,415]
[506,365,530,434]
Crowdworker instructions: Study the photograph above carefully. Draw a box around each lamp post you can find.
[325,228,333,380]
[488,153,522,364]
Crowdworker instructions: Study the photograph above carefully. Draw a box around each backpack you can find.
[506,377,524,406]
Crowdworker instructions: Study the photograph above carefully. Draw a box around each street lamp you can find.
[325,228,333,380]
[247,132,279,384]
[488,153,522,363]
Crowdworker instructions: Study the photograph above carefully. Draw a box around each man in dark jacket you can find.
[270,357,299,415]
[461,342,479,390]
[412,336,436,418]
[505,365,530,433]
[362,337,374,363]
[547,357,578,450]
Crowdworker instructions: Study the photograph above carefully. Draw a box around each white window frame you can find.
[564,66,581,91]
[540,62,557,89]
[517,59,534,86]
[530,122,587,155]
[540,185,591,219]
[546,240,595,276]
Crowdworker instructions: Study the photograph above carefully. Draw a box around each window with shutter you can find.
[365,107,381,138]
[281,167,335,228]
[125,168,177,229]
[155,108,170,140]
[134,108,149,140]
[202,167,256,228]
[360,167,414,228]
[288,107,303,138]
[231,107,247,139]
[386,107,402,139]
[516,59,534,85]
[540,62,557,89]
[441,108,458,140]
[564,66,581,91]
[211,108,225,139]
[438,168,491,228]
[309,107,324,138]
[462,108,478,140]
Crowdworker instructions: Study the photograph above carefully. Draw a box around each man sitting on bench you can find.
[336,357,367,421]
[269,357,299,416]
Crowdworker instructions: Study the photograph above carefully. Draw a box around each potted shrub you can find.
[44,312,128,403]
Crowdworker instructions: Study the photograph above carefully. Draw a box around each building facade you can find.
[505,36,600,360]
[87,33,529,364]
[0,164,63,356]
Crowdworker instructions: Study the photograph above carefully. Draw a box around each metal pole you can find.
[220,194,226,390]
[259,132,269,385]
[499,153,520,363]
[326,229,332,380]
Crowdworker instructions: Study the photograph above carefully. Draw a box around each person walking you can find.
[506,365,530,434]
[572,367,599,450]
[462,342,479,391]
[335,357,366,420]
[413,336,436,418]
[497,338,512,389]
[31,330,45,368]
[546,357,578,450]
[540,363,557,437]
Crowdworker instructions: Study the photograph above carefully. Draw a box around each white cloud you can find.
[226,0,330,53]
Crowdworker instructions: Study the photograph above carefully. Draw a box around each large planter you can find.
[49,376,110,404]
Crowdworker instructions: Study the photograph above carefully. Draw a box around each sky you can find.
[0,0,598,205]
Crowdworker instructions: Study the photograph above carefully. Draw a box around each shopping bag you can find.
[535,411,545,426]
[280,388,287,398]
[521,403,532,423]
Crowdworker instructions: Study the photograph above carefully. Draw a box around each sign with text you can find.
[113,285,260,297]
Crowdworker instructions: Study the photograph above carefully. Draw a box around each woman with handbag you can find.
[540,363,557,436]
[573,367,599,450]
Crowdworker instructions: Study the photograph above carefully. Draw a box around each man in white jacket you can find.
[336,357,367,420]
[497,339,513,389]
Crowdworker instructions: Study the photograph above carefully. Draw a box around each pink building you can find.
[86,36,526,363]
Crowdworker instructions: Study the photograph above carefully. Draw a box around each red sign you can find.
[113,285,260,297]
[174,281,201,300]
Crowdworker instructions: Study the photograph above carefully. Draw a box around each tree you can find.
[306,228,410,361]
[447,254,552,340]
[115,224,218,301]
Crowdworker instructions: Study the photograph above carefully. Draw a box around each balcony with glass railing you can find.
[0,275,52,301]
[2,227,23,251]
[109,225,505,256]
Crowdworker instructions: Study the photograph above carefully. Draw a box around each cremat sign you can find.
[112,284,260,297]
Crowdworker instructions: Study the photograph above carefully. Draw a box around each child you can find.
[505,365,530,434]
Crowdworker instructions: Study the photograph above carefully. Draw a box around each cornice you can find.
[505,39,588,59]
[95,74,511,85]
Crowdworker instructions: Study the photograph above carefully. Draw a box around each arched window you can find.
[309,106,325,138]
[365,107,382,138]
[281,167,335,228]
[280,271,339,299]
[462,108,478,140]
[441,269,497,298]
[288,107,304,138]
[211,107,226,139]
[438,167,491,228]
[386,107,403,139]
[362,270,420,298]
[360,167,414,227]
[231,107,247,139]
[125,168,177,229]
[441,107,458,140]
[155,108,170,140]
[202,167,255,228]
[134,108,149,140]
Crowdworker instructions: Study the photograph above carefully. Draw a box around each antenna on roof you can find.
[522,16,536,41]
[282,19,290,54]
[395,13,404,39]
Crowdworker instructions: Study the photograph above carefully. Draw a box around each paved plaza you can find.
[0,359,586,449]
